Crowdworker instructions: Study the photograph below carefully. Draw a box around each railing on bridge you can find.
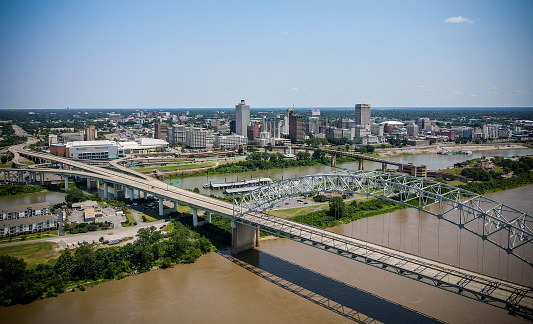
[234,170,533,268]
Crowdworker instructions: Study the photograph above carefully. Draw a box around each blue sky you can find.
[1,0,532,108]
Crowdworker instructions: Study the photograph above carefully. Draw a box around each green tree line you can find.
[0,222,215,307]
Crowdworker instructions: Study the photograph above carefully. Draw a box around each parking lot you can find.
[68,207,126,229]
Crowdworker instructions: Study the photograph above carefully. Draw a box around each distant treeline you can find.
[0,185,45,196]
[458,156,533,194]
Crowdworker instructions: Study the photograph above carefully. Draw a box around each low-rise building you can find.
[66,140,120,160]
[214,134,248,149]
[0,202,56,237]
[1,202,50,221]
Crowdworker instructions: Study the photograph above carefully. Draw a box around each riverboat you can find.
[205,177,272,191]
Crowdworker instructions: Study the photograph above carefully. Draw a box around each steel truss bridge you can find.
[234,170,533,318]
[4,147,533,319]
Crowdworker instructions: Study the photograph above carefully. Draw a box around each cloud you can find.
[281,32,289,35]
[514,90,530,95]
[292,88,298,91]
[444,16,475,24]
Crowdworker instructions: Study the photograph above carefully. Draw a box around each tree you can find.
[328,197,347,219]
[65,188,85,203]
[54,250,75,281]
[136,226,162,246]
[193,187,200,194]
[237,147,244,155]
[1,155,7,164]
[296,152,310,160]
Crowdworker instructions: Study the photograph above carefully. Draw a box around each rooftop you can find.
[1,202,50,215]
[2,215,57,228]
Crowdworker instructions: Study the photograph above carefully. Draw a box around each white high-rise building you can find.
[167,125,186,145]
[185,127,206,149]
[355,104,371,126]
[235,100,250,136]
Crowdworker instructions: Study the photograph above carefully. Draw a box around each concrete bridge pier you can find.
[192,207,198,226]
[116,185,125,199]
[231,221,259,254]
[158,198,164,216]
[64,176,69,192]
[358,159,364,170]
[86,178,97,189]
[331,154,336,167]
[382,163,387,172]
[206,211,212,224]
[103,182,108,199]
[173,201,178,212]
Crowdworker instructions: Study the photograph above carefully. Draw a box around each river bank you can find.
[377,143,529,158]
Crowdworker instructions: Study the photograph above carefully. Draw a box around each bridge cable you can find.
[507,252,510,282]
[387,211,391,247]
[458,226,462,268]
[382,209,385,246]
[437,217,440,261]
[418,209,421,257]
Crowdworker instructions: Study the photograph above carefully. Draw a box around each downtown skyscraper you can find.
[235,100,250,136]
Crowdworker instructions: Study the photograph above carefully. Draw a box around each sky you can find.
[0,0,532,109]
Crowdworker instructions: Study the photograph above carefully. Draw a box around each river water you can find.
[175,147,533,196]
[1,148,532,323]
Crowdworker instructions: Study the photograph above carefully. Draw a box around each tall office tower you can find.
[235,100,250,136]
[417,118,432,133]
[288,110,305,143]
[247,124,260,141]
[154,123,169,140]
[85,126,97,141]
[355,104,371,126]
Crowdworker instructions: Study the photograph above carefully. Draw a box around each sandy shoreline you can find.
[377,143,530,158]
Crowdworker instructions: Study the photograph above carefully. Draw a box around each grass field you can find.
[265,204,328,218]
[445,180,467,187]
[142,204,193,221]
[0,242,60,268]
[439,168,463,174]
[0,230,58,245]
[135,162,215,172]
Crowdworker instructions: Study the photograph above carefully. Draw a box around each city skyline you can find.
[1,0,532,109]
